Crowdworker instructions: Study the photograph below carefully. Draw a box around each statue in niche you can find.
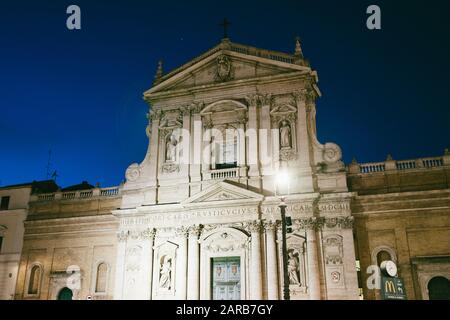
[287,251,301,285]
[280,120,292,149]
[159,255,172,289]
[165,134,178,162]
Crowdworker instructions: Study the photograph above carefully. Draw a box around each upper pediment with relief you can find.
[145,41,312,97]
[181,181,264,206]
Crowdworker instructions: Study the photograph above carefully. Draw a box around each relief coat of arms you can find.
[215,55,234,82]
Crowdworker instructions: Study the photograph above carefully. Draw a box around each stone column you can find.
[140,228,155,300]
[145,111,161,204]
[245,94,260,178]
[259,94,272,176]
[237,121,246,170]
[305,219,321,300]
[187,225,201,300]
[248,221,263,300]
[190,103,203,195]
[292,90,314,192]
[148,111,161,183]
[292,90,312,168]
[181,106,191,176]
[265,221,279,300]
[175,227,188,299]
[113,230,128,300]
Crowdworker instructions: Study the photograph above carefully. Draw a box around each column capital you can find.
[190,101,204,114]
[179,105,191,116]
[258,93,273,107]
[292,89,317,105]
[117,230,129,242]
[149,109,163,121]
[245,94,260,107]
[139,227,156,240]
[175,226,189,237]
[245,220,262,233]
[188,224,203,237]
[263,220,278,232]
[293,217,325,231]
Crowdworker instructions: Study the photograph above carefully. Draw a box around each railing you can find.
[349,154,447,175]
[32,186,121,202]
[100,187,120,197]
[396,160,416,170]
[422,157,443,168]
[359,163,386,173]
[210,167,239,180]
[230,43,296,64]
[62,192,76,200]
[37,193,55,201]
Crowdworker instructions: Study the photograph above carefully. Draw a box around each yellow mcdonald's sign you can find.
[385,280,396,293]
[381,276,407,300]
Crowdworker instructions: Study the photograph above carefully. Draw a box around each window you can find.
[28,265,42,295]
[376,250,392,266]
[95,263,108,293]
[0,196,10,210]
[215,139,237,169]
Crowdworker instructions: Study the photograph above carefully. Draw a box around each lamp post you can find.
[275,170,290,300]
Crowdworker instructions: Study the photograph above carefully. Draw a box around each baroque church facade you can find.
[9,38,450,300]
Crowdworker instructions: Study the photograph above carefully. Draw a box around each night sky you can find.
[0,0,449,188]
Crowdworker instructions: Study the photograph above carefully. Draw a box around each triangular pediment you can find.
[181,181,264,206]
[145,41,311,97]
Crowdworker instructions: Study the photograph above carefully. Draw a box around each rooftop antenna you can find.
[51,170,59,182]
[46,149,52,179]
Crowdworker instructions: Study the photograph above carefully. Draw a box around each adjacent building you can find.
[0,180,57,299]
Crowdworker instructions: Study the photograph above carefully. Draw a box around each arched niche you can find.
[199,227,250,300]
[371,245,397,266]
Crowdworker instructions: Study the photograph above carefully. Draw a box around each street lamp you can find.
[275,169,291,300]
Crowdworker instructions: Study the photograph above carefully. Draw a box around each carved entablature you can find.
[292,217,325,231]
[292,216,353,232]
[323,216,354,230]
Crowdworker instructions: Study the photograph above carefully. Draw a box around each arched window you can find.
[376,250,392,266]
[58,287,73,300]
[95,263,108,293]
[428,276,450,300]
[28,265,42,295]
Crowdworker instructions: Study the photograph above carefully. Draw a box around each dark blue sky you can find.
[1,0,449,188]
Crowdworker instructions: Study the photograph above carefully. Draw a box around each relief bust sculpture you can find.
[280,120,292,149]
